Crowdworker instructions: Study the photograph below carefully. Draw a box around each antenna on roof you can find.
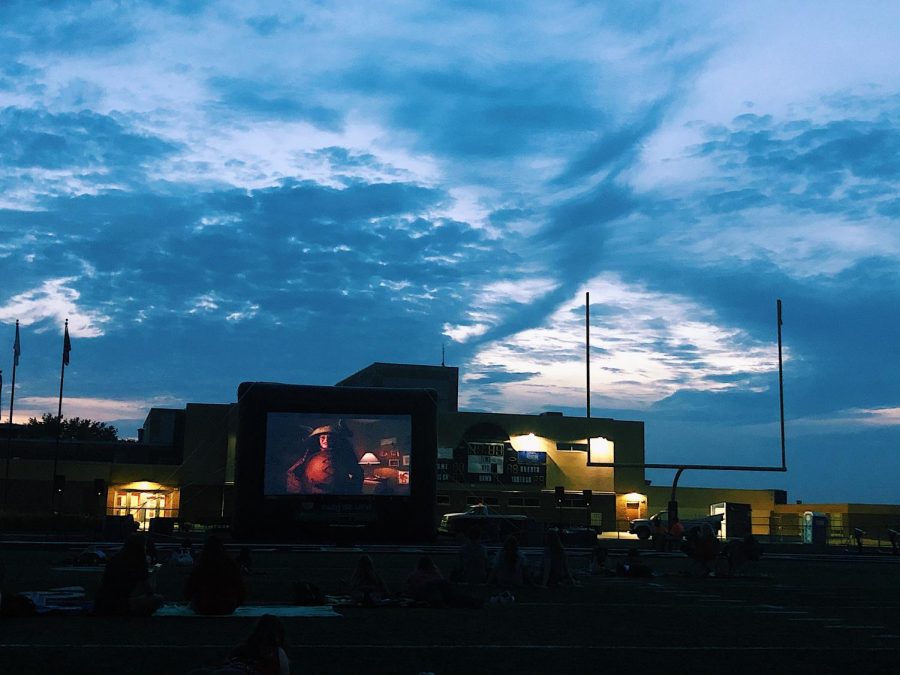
[441,343,446,367]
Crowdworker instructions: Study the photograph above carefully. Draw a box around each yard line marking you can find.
[823,625,888,630]
[755,610,808,615]
[4,644,900,652]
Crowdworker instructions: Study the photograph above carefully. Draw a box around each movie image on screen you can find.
[264,413,412,497]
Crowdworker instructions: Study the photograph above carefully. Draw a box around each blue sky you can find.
[1,1,898,503]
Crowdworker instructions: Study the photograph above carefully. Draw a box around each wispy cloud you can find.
[0,278,108,337]
[462,274,777,412]
[13,395,181,427]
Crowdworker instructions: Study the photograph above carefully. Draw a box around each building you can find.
[2,362,899,544]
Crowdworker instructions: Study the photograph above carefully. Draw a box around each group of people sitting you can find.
[455,527,581,589]
[93,532,246,617]
[344,527,580,609]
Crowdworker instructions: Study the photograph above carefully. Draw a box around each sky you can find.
[1,1,898,503]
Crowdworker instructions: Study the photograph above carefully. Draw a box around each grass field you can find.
[2,542,899,674]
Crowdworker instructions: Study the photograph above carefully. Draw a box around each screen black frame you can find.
[234,382,437,542]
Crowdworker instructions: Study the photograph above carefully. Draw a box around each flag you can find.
[63,321,71,367]
[13,320,20,367]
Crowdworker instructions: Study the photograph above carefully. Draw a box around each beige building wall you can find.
[643,485,783,535]
[437,410,644,493]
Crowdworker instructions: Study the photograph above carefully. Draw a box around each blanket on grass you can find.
[156,603,341,617]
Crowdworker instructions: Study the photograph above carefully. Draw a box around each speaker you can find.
[582,489,592,508]
[93,478,106,497]
[53,474,65,493]
[555,485,565,506]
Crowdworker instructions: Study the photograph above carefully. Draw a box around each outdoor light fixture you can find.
[588,437,614,465]
[119,481,165,492]
[509,433,542,453]
[358,452,381,477]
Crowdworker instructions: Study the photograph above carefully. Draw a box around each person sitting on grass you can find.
[172,537,195,567]
[487,535,530,588]
[685,523,720,577]
[184,535,246,615]
[406,556,482,608]
[452,526,489,583]
[616,548,653,577]
[227,614,290,675]
[348,555,390,606]
[539,530,577,588]
[722,534,762,576]
[93,533,164,616]
[589,544,610,575]
[189,614,290,675]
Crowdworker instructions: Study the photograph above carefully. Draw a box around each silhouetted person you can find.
[667,517,685,552]
[348,554,390,605]
[172,537,195,567]
[589,545,609,575]
[406,556,481,608]
[854,528,865,554]
[188,614,290,675]
[722,535,762,576]
[686,523,720,577]
[539,530,576,587]
[650,516,666,551]
[889,529,899,556]
[229,614,289,674]
[184,535,246,615]
[146,535,159,566]
[487,535,529,588]
[237,546,253,575]
[94,533,163,615]
[617,548,653,577]
[454,527,489,583]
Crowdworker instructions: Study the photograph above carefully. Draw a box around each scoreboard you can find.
[437,441,546,486]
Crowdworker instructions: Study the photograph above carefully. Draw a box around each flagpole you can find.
[1,368,4,507]
[4,320,20,509]
[9,320,19,427]
[52,319,70,513]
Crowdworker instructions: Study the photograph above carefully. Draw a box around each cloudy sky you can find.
[1,1,898,503]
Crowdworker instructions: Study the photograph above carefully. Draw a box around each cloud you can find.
[0,278,108,337]
[0,2,139,55]
[207,76,342,129]
[460,275,777,413]
[0,107,180,171]
[13,395,180,426]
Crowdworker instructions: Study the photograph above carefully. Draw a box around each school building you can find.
[2,362,898,544]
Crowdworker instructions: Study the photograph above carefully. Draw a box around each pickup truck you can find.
[438,504,531,540]
[628,511,723,541]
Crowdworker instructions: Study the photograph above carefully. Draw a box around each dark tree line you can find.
[20,412,119,441]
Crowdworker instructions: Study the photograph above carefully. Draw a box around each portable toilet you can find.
[802,511,829,545]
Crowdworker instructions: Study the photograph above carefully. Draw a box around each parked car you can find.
[628,511,723,541]
[438,504,531,540]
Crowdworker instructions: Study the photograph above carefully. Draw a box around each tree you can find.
[21,413,119,441]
